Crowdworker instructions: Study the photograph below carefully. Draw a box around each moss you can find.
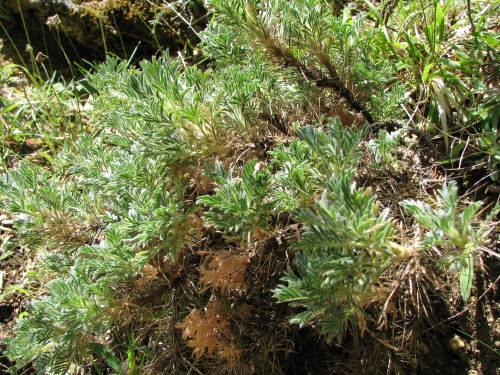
[78,0,186,49]
[1,0,204,78]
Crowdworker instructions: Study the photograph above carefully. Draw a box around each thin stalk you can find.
[0,22,27,67]
[16,0,35,74]
[111,11,128,59]
[37,9,53,79]
[53,30,77,79]
[466,0,478,44]
[100,18,108,57]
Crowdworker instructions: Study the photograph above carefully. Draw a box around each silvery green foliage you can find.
[366,128,404,169]
[196,119,405,341]
[207,0,405,123]
[5,264,115,374]
[270,119,418,342]
[89,52,302,145]
[197,118,370,244]
[0,45,297,373]
[271,117,369,210]
[198,159,279,244]
[201,23,251,67]
[1,136,189,372]
[270,137,324,210]
[273,168,408,342]
[1,58,194,373]
[1,49,302,372]
[400,182,488,301]
[2,1,492,371]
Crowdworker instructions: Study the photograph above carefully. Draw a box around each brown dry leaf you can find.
[102,298,144,325]
[177,309,204,338]
[384,301,396,313]
[199,251,250,293]
[177,308,219,357]
[176,302,241,361]
[218,342,242,361]
[189,333,218,357]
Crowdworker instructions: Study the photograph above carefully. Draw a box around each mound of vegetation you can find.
[0,0,499,374]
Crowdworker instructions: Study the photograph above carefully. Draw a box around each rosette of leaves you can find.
[365,128,404,170]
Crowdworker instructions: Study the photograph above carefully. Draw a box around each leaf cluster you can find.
[400,182,489,300]
[198,159,278,244]
[273,168,410,341]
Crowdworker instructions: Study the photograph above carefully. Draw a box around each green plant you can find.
[270,137,323,210]
[274,168,412,341]
[1,64,194,373]
[400,181,489,301]
[2,0,500,373]
[198,159,278,244]
[0,65,91,169]
[1,136,191,370]
[208,0,406,124]
[5,265,117,374]
[88,52,301,153]
[364,0,500,157]
[270,117,369,209]
[366,128,404,170]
